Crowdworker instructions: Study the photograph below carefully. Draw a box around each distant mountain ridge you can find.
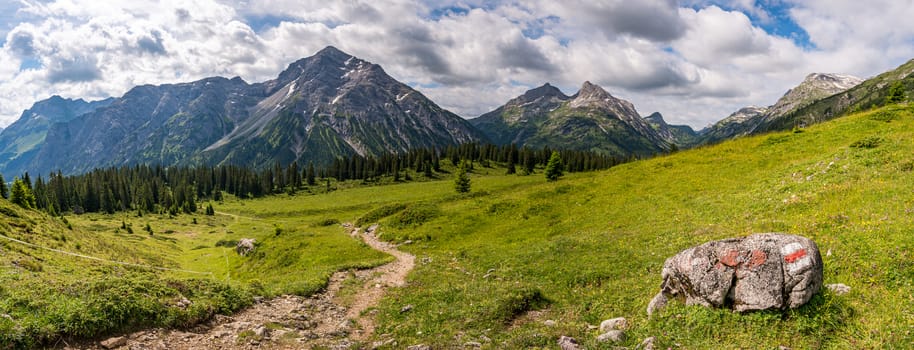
[757,60,914,132]
[470,82,672,157]
[700,73,863,144]
[0,96,114,176]
[9,46,486,176]
[643,112,698,148]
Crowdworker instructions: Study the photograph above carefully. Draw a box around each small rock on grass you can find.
[639,336,656,350]
[543,319,557,327]
[406,345,431,350]
[558,336,581,350]
[596,330,626,343]
[599,317,627,332]
[826,283,851,295]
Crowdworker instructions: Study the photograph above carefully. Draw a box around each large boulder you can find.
[648,233,823,314]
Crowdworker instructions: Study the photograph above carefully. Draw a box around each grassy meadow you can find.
[1,105,914,348]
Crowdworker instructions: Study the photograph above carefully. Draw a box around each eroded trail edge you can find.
[76,223,415,350]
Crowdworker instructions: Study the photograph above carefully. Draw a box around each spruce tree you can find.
[306,162,316,186]
[545,151,564,182]
[454,160,471,193]
[0,173,7,199]
[10,178,35,209]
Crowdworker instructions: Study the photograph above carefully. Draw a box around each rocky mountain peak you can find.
[568,81,637,116]
[766,73,862,121]
[643,112,699,148]
[575,81,612,100]
[802,73,863,90]
[644,112,667,126]
[520,83,567,101]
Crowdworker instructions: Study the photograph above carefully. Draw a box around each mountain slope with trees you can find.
[756,59,914,132]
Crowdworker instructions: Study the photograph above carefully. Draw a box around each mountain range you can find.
[11,47,484,176]
[469,82,676,157]
[0,46,912,177]
[699,73,864,144]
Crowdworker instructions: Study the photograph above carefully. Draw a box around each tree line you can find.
[0,143,625,215]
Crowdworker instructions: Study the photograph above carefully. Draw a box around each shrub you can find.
[850,136,883,149]
[314,218,340,227]
[215,239,238,248]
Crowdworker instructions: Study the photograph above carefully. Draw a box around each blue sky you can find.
[0,0,913,129]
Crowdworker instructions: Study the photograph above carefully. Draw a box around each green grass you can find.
[3,105,914,348]
[365,105,914,348]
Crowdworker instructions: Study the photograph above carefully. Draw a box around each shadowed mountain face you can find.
[0,96,114,176]
[470,82,670,157]
[12,46,486,176]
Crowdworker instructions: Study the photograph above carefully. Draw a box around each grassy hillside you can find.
[0,192,392,347]
[3,104,914,348]
[354,104,912,348]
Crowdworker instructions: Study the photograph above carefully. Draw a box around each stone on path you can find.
[100,336,127,349]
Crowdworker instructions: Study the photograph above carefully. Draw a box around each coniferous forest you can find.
[0,143,625,216]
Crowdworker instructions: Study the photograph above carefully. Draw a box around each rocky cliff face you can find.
[700,73,862,144]
[17,46,486,175]
[471,82,670,157]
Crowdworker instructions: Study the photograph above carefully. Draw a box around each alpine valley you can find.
[3,44,914,350]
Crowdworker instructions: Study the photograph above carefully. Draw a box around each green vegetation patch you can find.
[390,203,440,228]
[355,203,407,226]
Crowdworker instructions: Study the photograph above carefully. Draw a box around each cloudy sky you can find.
[1,0,913,129]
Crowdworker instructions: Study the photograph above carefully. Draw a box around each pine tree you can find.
[545,151,564,182]
[454,160,471,193]
[10,178,35,209]
[0,173,7,199]
[205,203,215,216]
[306,162,316,186]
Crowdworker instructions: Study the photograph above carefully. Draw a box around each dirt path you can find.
[71,223,414,350]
